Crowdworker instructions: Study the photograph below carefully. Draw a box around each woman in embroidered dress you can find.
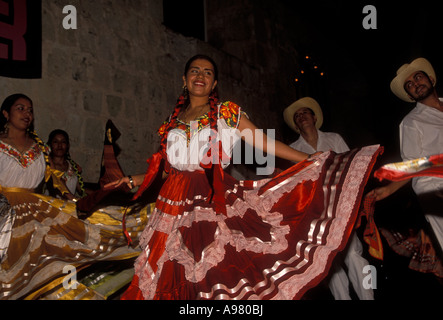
[0,93,143,300]
[45,129,87,201]
[107,55,382,300]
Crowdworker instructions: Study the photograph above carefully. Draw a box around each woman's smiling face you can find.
[183,58,218,98]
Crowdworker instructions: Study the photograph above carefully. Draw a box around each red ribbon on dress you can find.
[357,195,384,260]
[121,151,164,245]
[132,151,164,201]
[122,206,133,246]
[200,139,230,216]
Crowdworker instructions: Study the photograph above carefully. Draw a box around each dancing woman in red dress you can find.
[107,54,382,300]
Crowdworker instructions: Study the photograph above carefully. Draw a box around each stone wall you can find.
[1,0,301,182]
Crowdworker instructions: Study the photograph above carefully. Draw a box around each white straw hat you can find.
[283,97,323,133]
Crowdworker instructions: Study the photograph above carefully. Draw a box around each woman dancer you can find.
[0,94,143,299]
[107,55,382,300]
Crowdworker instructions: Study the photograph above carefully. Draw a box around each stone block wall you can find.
[1,0,301,182]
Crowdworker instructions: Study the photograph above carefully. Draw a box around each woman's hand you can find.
[63,192,77,202]
[103,176,133,191]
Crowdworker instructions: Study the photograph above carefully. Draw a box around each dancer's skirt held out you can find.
[122,146,382,300]
[0,190,148,300]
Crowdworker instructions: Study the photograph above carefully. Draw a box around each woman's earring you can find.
[183,85,189,98]
[4,122,9,134]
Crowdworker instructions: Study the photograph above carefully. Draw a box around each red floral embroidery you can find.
[219,101,241,128]
[156,101,243,143]
[0,142,42,168]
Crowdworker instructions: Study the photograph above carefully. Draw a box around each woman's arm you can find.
[237,116,312,162]
[104,114,315,190]
[103,173,145,190]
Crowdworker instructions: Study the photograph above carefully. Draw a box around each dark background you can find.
[278,0,443,300]
[280,0,442,161]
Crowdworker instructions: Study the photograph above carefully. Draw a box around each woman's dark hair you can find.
[184,54,219,81]
[0,93,34,133]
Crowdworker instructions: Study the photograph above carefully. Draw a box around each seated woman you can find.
[45,129,87,201]
[0,93,148,300]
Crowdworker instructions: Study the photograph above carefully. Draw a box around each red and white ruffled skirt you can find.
[122,146,382,300]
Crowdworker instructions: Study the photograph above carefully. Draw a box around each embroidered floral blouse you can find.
[0,140,46,189]
[161,101,246,172]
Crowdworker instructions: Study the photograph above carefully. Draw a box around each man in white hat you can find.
[370,57,443,252]
[283,97,349,154]
[283,97,374,300]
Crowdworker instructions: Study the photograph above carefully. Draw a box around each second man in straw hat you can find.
[283,97,349,155]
